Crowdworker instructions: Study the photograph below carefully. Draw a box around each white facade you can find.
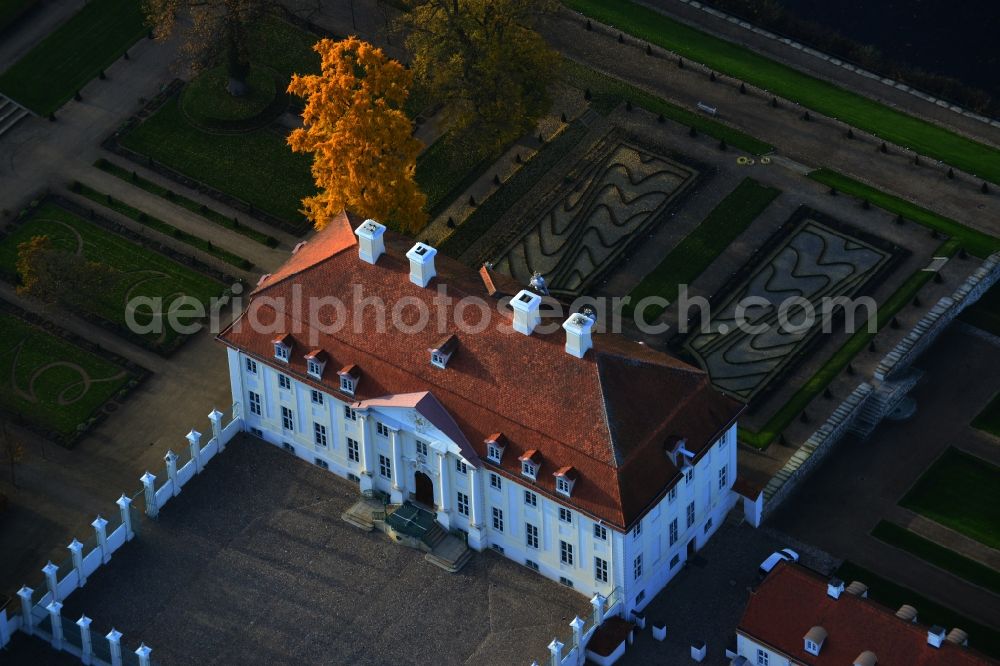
[227,347,740,611]
[736,633,795,666]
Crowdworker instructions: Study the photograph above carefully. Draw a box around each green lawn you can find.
[808,170,1000,257]
[74,182,252,269]
[121,95,316,229]
[872,521,1000,595]
[94,158,278,247]
[900,447,1000,550]
[0,310,132,437]
[0,0,146,114]
[740,238,960,448]
[0,201,223,351]
[0,0,36,33]
[972,392,1000,439]
[416,132,504,219]
[625,178,779,320]
[564,0,1000,184]
[562,59,772,155]
[960,282,1000,337]
[438,121,590,258]
[834,561,1000,659]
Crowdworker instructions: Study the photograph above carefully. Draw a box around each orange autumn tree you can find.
[288,37,427,233]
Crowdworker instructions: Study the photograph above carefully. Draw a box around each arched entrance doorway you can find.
[414,471,435,507]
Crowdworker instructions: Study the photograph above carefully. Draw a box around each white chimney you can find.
[827,578,845,599]
[406,242,437,287]
[562,311,595,358]
[928,626,946,648]
[354,219,386,264]
[511,290,541,335]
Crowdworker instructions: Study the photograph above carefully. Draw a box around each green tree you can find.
[16,236,117,309]
[399,0,558,151]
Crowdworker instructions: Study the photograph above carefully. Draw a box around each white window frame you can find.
[248,391,261,416]
[379,454,391,479]
[560,540,574,566]
[595,557,608,583]
[685,467,694,484]
[274,343,289,362]
[456,492,469,516]
[415,440,429,457]
[524,490,537,507]
[487,443,503,463]
[668,486,677,503]
[245,358,257,374]
[281,406,294,431]
[490,473,502,490]
[492,506,504,532]
[593,524,607,541]
[313,423,327,447]
[555,476,571,496]
[339,375,355,395]
[559,507,572,524]
[306,359,324,379]
[669,518,678,546]
[521,461,537,480]
[343,405,357,421]
[633,554,643,580]
[278,374,291,390]
[347,437,360,463]
[310,389,323,405]
[718,465,728,490]
[526,523,539,549]
[756,648,769,666]
[686,501,695,528]
[455,459,467,474]
[632,520,642,539]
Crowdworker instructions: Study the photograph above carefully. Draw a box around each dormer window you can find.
[554,466,578,497]
[518,450,541,480]
[485,433,507,463]
[272,334,292,363]
[804,626,827,656]
[429,334,457,369]
[338,364,360,396]
[305,349,327,379]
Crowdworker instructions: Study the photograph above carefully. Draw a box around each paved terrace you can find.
[13,433,590,665]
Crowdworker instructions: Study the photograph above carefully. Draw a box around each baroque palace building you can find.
[218,211,746,613]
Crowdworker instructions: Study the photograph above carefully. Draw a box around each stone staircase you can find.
[425,533,473,573]
[849,368,924,439]
[0,95,30,138]
[420,521,446,550]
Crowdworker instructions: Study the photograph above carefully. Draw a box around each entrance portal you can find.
[414,471,435,507]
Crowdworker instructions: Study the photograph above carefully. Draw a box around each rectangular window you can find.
[704,518,713,534]
[343,405,357,421]
[455,459,467,474]
[313,457,329,470]
[310,390,323,405]
[274,344,289,362]
[379,454,391,479]
[347,437,360,463]
[487,443,502,462]
[669,518,678,546]
[560,540,574,566]
[685,467,694,484]
[686,501,695,528]
[376,421,389,437]
[248,391,261,416]
[490,473,502,490]
[492,506,504,532]
[245,358,257,374]
[634,554,643,580]
[524,490,537,507]
[756,649,769,666]
[595,557,609,583]
[456,492,469,517]
[559,577,574,588]
[559,507,572,524]
[281,406,294,431]
[632,520,642,539]
[521,461,536,479]
[339,376,355,395]
[593,524,607,541]
[415,440,428,457]
[313,423,327,447]
[718,465,728,490]
[525,559,539,572]
[668,486,677,503]
[556,476,571,496]
[526,523,539,549]
[279,374,291,390]
[670,554,680,569]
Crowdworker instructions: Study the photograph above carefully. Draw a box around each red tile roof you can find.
[218,212,742,529]
[738,562,997,665]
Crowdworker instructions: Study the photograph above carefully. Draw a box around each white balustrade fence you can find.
[0,406,243,665]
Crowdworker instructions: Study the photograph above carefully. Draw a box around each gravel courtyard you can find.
[25,434,590,665]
